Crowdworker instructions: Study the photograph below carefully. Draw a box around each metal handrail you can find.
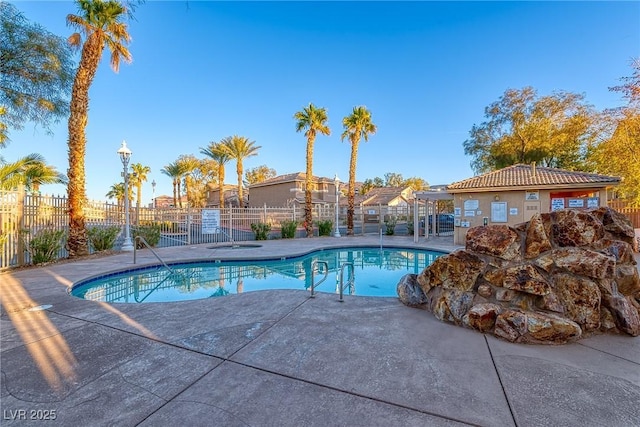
[338,262,355,302]
[133,235,174,273]
[309,260,329,298]
[211,226,234,246]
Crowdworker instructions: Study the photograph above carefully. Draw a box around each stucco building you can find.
[447,163,620,245]
[247,173,338,208]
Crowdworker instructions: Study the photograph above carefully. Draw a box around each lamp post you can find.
[117,141,134,251]
[151,179,156,208]
[333,174,341,237]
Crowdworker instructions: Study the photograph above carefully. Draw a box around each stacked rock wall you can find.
[397,207,640,344]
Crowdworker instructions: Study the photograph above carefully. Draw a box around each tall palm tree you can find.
[222,135,260,208]
[342,106,377,236]
[176,155,200,208]
[161,161,183,208]
[66,0,132,257]
[294,103,331,237]
[200,141,231,207]
[130,163,150,208]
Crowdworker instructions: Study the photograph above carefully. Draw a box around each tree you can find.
[294,103,331,237]
[341,106,377,236]
[129,163,150,208]
[384,172,404,187]
[0,2,74,147]
[188,158,216,208]
[105,182,129,206]
[176,155,199,207]
[66,0,133,257]
[463,87,599,174]
[360,177,384,195]
[222,135,260,208]
[404,177,429,191]
[244,165,276,186]
[200,141,231,207]
[0,153,66,192]
[161,161,183,208]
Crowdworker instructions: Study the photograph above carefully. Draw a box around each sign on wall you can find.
[491,202,507,222]
[525,191,539,200]
[551,198,565,211]
[202,209,221,234]
[464,199,479,210]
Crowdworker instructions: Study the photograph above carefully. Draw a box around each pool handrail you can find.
[133,235,174,274]
[309,260,329,298]
[338,262,355,302]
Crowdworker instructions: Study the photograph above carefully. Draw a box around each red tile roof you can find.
[447,164,620,192]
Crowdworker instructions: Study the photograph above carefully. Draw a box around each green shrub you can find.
[132,224,161,248]
[87,225,121,252]
[406,217,414,236]
[251,222,271,240]
[384,216,397,235]
[280,220,298,239]
[316,220,333,236]
[23,228,65,265]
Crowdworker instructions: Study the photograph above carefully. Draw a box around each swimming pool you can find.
[71,247,444,303]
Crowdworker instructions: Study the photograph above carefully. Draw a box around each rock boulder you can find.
[397,207,640,344]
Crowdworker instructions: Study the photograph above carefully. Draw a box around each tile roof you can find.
[249,172,334,188]
[447,164,620,191]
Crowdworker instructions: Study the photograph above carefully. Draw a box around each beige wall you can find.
[452,187,607,245]
[249,180,338,208]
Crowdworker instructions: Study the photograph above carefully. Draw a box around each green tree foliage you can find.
[130,162,150,207]
[244,164,276,186]
[222,135,260,208]
[592,59,640,206]
[0,153,66,191]
[404,176,429,191]
[384,172,404,187]
[200,141,230,207]
[463,87,599,174]
[0,2,74,146]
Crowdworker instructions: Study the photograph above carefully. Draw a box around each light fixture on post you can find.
[333,174,341,237]
[151,179,156,208]
[117,140,134,251]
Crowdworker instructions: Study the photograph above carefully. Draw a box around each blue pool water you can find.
[71,247,444,303]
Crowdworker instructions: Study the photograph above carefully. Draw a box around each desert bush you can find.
[251,222,271,240]
[23,228,65,265]
[281,220,298,239]
[87,225,120,252]
[316,220,333,236]
[384,216,397,235]
[132,224,161,248]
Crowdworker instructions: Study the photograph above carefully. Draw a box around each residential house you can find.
[247,173,338,209]
[205,184,246,208]
[446,163,621,245]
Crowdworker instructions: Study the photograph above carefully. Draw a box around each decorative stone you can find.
[464,303,502,332]
[397,208,640,344]
[466,225,521,261]
[417,250,485,293]
[554,274,601,332]
[396,274,427,307]
[525,214,552,258]
[551,209,604,247]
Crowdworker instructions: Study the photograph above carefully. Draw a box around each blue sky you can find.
[4,1,639,205]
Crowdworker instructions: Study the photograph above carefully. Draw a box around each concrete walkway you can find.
[1,236,639,426]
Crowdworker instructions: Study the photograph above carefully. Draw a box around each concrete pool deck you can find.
[1,235,639,426]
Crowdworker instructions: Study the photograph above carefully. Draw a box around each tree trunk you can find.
[305,135,315,237]
[218,164,225,207]
[347,138,359,236]
[237,161,244,208]
[67,34,104,258]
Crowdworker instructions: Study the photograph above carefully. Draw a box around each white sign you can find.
[568,199,584,208]
[202,209,221,234]
[525,191,539,200]
[509,208,518,215]
[454,207,461,217]
[464,210,475,217]
[587,197,599,208]
[491,202,508,222]
[551,198,565,212]
[464,199,479,210]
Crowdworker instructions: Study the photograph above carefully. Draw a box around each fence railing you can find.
[0,191,424,269]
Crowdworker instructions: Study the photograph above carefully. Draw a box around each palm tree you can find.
[129,163,150,208]
[66,0,132,257]
[222,135,260,208]
[105,182,127,206]
[200,141,231,207]
[294,103,331,237]
[342,106,377,236]
[176,155,200,208]
[161,161,183,208]
[0,154,66,192]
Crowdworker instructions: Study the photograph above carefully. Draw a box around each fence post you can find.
[229,207,233,242]
[187,206,191,245]
[16,185,25,266]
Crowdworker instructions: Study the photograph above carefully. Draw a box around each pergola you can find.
[412,190,454,243]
